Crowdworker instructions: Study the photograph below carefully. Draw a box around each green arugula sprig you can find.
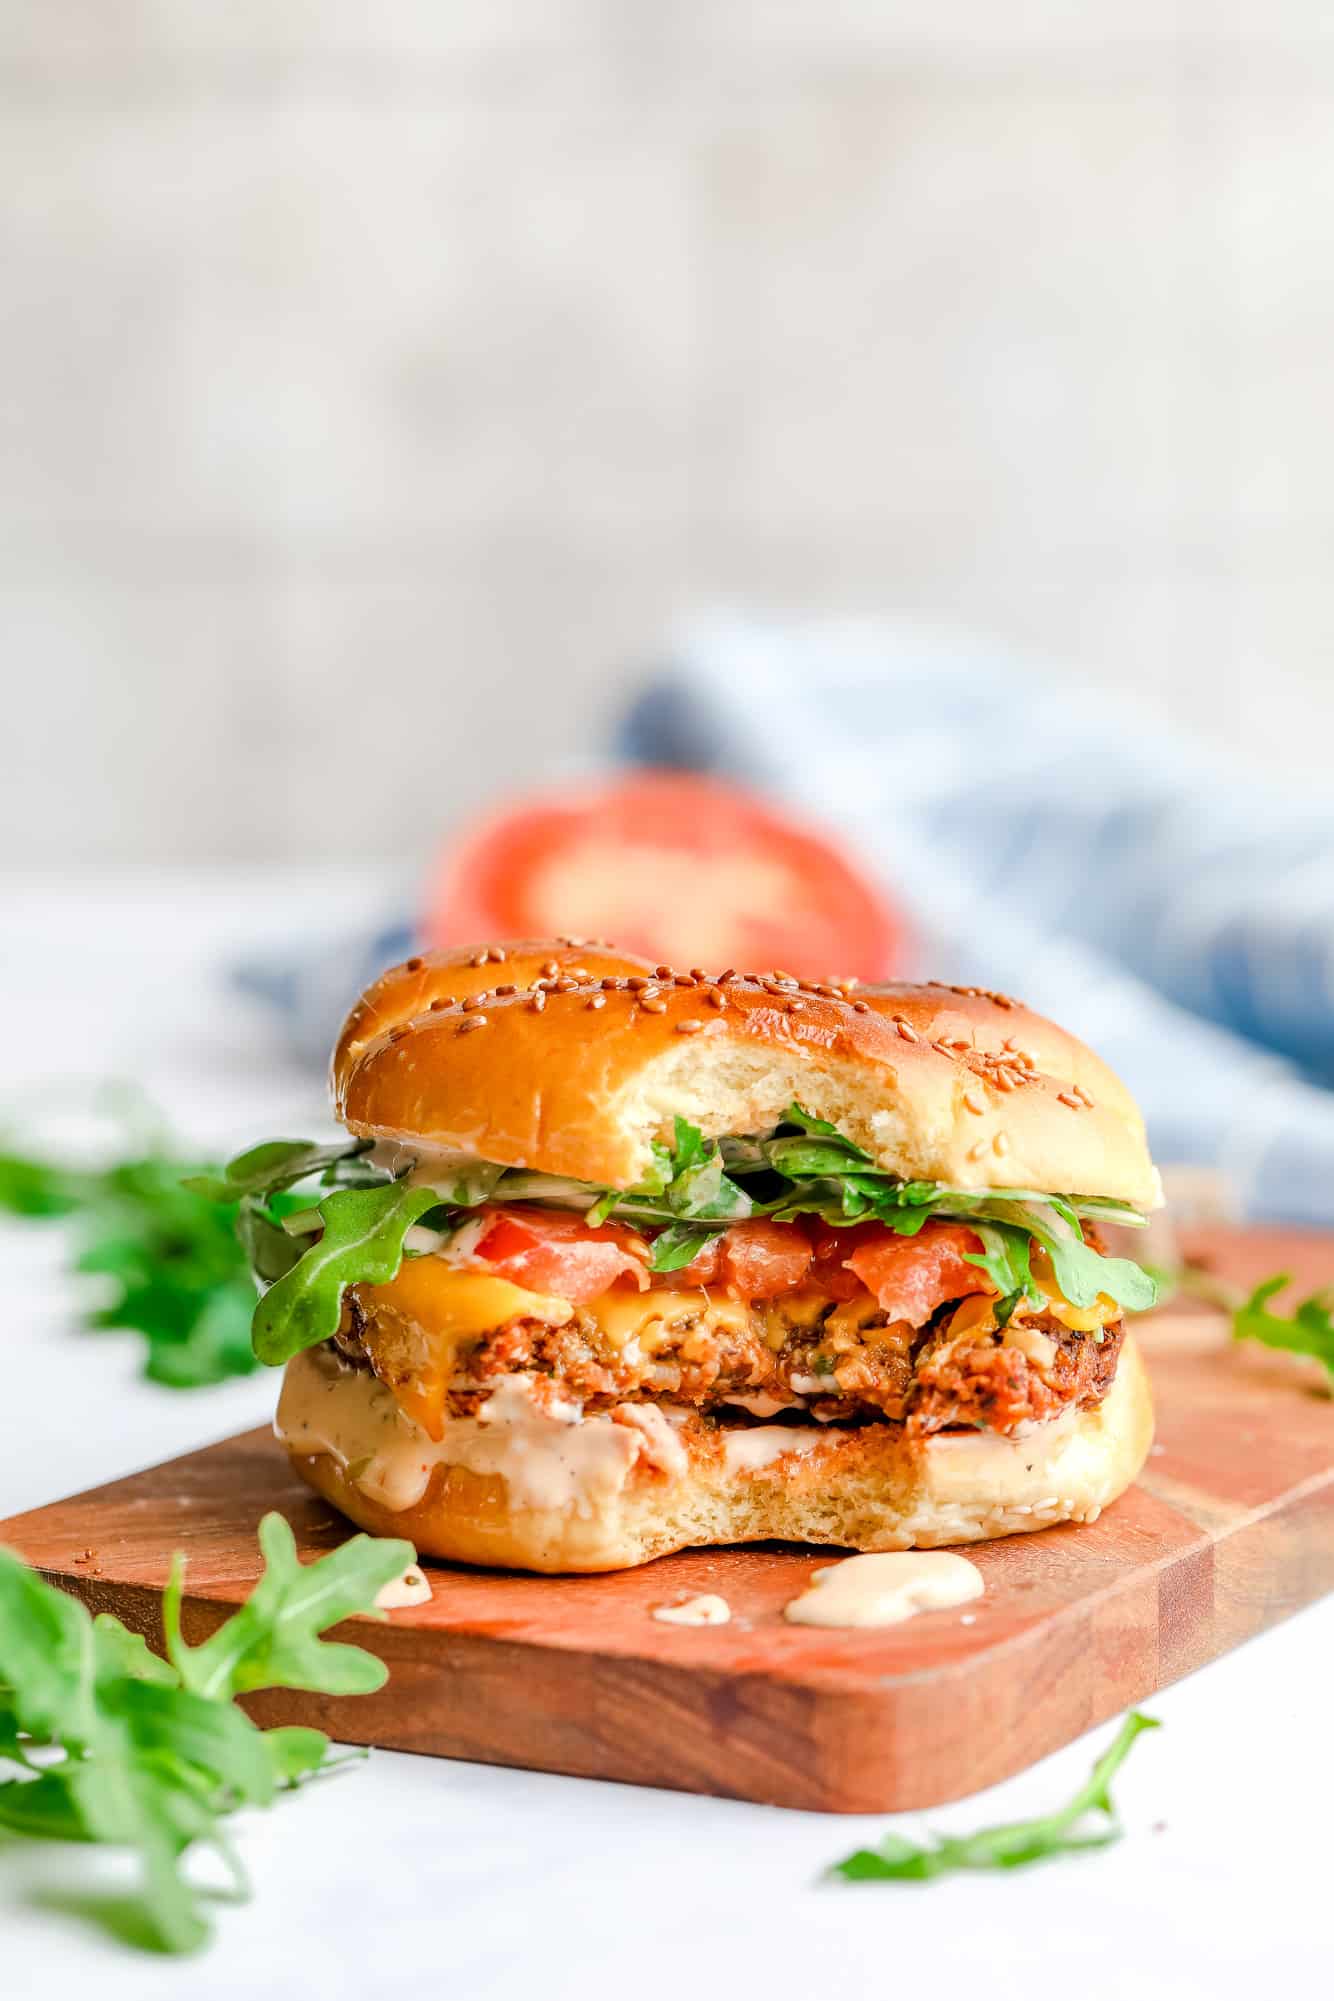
[832,1711,1160,1883]
[1232,1274,1334,1380]
[0,1514,412,1953]
[1156,1262,1334,1387]
[210,1106,1158,1369]
[0,1143,297,1388]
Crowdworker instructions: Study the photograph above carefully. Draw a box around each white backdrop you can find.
[3,3,1332,864]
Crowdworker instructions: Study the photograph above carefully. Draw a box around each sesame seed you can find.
[1057,1091,1080,1110]
[458,1016,487,1034]
[469,951,486,967]
[541,960,560,978]
[689,967,708,981]
[655,965,674,979]
[993,1073,1016,1093]
[405,956,423,972]
[428,997,448,1012]
[784,998,804,1014]
[992,1132,1010,1157]
[967,1141,987,1162]
[529,991,546,1013]
[587,993,607,1011]
[626,976,650,991]
[705,988,727,1010]
[673,974,694,988]
[461,995,487,1012]
[716,967,737,984]
[551,978,580,994]
[494,983,517,997]
[963,1093,985,1115]
[490,946,507,963]
[675,1020,703,1036]
[771,968,795,982]
[852,999,870,1013]
[600,976,620,990]
[894,1018,919,1043]
[640,993,668,1014]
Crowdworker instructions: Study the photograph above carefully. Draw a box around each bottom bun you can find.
[278,1335,1153,1574]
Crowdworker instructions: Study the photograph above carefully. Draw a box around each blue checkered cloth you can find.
[237,611,1334,1224]
[617,613,1334,1225]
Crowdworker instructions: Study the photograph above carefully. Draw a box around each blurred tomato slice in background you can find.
[424,770,905,981]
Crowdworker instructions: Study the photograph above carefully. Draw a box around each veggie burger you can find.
[217,940,1160,1572]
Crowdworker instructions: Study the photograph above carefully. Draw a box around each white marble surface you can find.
[0,871,1326,1997]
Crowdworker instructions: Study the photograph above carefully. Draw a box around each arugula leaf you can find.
[784,1102,864,1143]
[1232,1274,1334,1383]
[0,1514,410,1953]
[647,1221,727,1274]
[832,1711,1160,1883]
[181,1138,373,1206]
[0,1141,267,1388]
[251,1181,441,1365]
[0,1150,85,1216]
[162,1514,408,1699]
[962,1222,1038,1319]
[899,1191,1158,1315]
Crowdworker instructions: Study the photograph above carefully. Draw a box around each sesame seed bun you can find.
[279,1335,1154,1573]
[332,944,1160,1209]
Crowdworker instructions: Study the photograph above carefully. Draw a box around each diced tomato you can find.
[801,1220,880,1301]
[676,1219,814,1301]
[468,1206,647,1303]
[463,1204,990,1323]
[842,1220,994,1324]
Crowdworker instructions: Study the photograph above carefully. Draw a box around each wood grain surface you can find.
[5,1224,1333,1813]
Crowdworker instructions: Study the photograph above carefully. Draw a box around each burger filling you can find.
[331,1207,1125,1444]
[213,1104,1157,1454]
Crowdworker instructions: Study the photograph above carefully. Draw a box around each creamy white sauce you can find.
[277,1348,659,1517]
[368,1139,497,1188]
[612,1403,690,1479]
[722,1425,824,1475]
[723,1391,791,1419]
[374,1563,433,1610]
[652,1594,732,1627]
[783,1551,985,1629]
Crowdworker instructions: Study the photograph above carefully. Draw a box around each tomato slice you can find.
[423,771,904,982]
[468,1207,647,1304]
[842,1220,994,1324]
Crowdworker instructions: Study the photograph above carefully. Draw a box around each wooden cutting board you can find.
[5,1224,1333,1814]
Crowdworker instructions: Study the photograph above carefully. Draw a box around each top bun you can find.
[332,945,1160,1209]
